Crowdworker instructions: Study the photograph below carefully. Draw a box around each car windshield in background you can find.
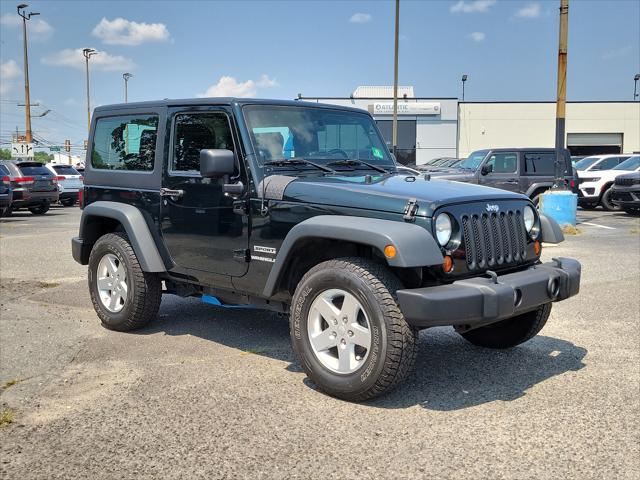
[456,150,489,170]
[243,105,394,171]
[18,164,53,176]
[574,156,600,170]
[52,165,81,175]
[613,156,640,171]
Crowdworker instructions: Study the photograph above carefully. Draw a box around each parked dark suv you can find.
[431,148,578,205]
[72,99,581,401]
[0,160,59,215]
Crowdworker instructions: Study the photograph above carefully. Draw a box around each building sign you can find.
[11,142,34,158]
[371,102,441,115]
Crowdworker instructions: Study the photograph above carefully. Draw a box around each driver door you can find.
[160,107,248,277]
[478,151,521,192]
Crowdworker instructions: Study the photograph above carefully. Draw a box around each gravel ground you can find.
[1,206,639,479]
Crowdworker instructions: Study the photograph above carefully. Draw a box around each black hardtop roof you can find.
[478,148,566,153]
[93,98,368,115]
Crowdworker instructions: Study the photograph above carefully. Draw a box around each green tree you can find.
[0,148,11,160]
[33,151,54,163]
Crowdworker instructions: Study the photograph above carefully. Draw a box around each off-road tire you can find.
[290,257,419,401]
[600,187,621,212]
[29,202,50,215]
[458,303,552,349]
[60,198,76,207]
[88,232,162,332]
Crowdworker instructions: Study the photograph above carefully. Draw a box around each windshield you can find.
[613,156,640,171]
[574,156,600,170]
[243,105,394,171]
[456,150,489,170]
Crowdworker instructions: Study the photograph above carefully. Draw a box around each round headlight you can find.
[524,205,535,232]
[435,213,453,246]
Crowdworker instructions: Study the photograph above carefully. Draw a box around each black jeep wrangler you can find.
[72,99,581,401]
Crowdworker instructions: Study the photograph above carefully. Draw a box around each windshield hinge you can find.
[403,198,419,222]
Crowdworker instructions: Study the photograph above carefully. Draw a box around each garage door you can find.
[567,133,623,156]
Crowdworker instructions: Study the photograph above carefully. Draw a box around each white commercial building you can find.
[301,86,640,165]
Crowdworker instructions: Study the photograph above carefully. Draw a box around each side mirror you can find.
[481,163,493,176]
[199,149,235,178]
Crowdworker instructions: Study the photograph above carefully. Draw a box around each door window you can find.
[486,153,518,173]
[91,115,158,171]
[592,157,624,171]
[171,112,234,173]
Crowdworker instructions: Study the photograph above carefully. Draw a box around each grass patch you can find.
[562,225,582,235]
[0,409,15,427]
[2,379,19,390]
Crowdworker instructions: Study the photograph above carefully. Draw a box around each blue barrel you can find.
[539,191,577,227]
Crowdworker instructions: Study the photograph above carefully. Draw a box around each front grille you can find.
[615,177,639,186]
[461,210,527,271]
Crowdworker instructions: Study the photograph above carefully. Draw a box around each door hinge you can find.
[403,198,419,221]
[233,248,250,262]
[233,200,248,215]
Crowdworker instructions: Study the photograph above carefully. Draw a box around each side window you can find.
[0,165,10,176]
[524,153,556,175]
[486,153,518,173]
[91,115,158,171]
[593,157,618,170]
[172,112,234,172]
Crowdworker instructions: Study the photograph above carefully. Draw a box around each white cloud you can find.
[450,0,496,14]
[42,48,136,71]
[602,45,632,60]
[0,59,22,95]
[91,17,170,46]
[198,74,277,98]
[0,13,54,40]
[468,31,486,42]
[515,3,541,18]
[349,13,372,23]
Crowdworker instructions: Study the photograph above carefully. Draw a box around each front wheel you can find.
[290,257,418,401]
[29,202,50,215]
[88,232,162,331]
[458,303,551,349]
[600,187,621,212]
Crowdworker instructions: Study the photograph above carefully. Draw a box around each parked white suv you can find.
[45,164,83,207]
[578,155,640,210]
[574,154,631,173]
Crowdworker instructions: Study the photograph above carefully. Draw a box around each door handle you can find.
[506,180,518,184]
[160,188,184,198]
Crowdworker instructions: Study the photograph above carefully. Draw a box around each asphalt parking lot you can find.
[1,206,639,479]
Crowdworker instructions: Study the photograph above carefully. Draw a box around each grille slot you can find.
[461,209,527,271]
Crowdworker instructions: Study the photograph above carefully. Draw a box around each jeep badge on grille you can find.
[486,204,499,213]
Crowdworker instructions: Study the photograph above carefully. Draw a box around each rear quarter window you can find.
[523,152,570,175]
[91,114,159,171]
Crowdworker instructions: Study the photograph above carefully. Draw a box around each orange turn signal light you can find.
[534,240,541,256]
[443,255,453,273]
[384,245,397,258]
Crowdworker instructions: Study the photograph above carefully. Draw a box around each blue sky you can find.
[1,0,639,148]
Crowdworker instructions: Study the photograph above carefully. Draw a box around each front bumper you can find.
[397,258,581,328]
[610,186,640,208]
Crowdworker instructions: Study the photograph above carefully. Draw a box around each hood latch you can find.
[403,198,419,222]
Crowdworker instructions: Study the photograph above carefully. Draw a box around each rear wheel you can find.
[60,198,76,207]
[88,232,162,331]
[579,203,598,210]
[29,202,50,215]
[290,257,418,401]
[600,187,621,212]
[458,303,551,349]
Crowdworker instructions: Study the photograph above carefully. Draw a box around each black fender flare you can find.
[262,215,443,297]
[525,182,553,199]
[539,214,564,244]
[79,201,166,272]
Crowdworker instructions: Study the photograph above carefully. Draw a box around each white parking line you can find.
[580,222,616,230]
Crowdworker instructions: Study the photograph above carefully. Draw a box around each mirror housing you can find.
[200,149,235,178]
[481,163,493,176]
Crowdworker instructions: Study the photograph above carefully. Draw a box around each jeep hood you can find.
[275,174,528,217]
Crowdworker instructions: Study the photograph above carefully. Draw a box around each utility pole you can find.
[83,48,98,133]
[634,74,640,100]
[391,0,400,157]
[123,73,133,103]
[461,75,468,102]
[553,0,569,189]
[17,4,39,144]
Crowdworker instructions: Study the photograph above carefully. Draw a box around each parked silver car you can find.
[45,163,83,207]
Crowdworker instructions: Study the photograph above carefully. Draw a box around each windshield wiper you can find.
[264,158,335,173]
[325,159,390,174]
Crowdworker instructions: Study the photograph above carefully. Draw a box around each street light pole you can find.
[461,75,468,102]
[553,0,569,190]
[391,0,400,157]
[83,48,98,134]
[123,73,133,103]
[17,4,39,144]
[634,74,640,100]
